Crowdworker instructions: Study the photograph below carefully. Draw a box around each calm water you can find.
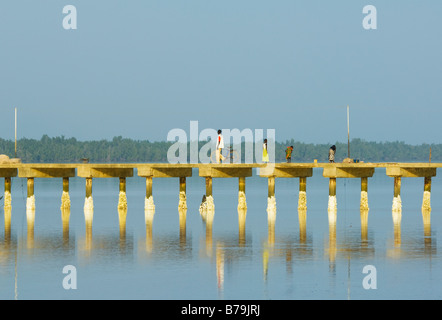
[0,168,441,300]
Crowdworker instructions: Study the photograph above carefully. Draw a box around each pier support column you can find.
[61,177,71,234]
[203,177,214,214]
[392,177,402,213]
[118,177,127,210]
[298,177,307,211]
[238,177,247,211]
[266,176,276,213]
[298,177,307,243]
[4,177,12,238]
[360,177,369,241]
[327,178,337,225]
[238,177,247,245]
[422,176,431,213]
[118,177,128,236]
[178,177,187,211]
[26,178,35,213]
[84,178,94,230]
[4,177,12,211]
[145,176,155,216]
[422,177,432,236]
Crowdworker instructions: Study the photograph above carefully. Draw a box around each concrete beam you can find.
[323,165,375,178]
[137,164,193,178]
[386,166,436,178]
[77,165,133,178]
[0,168,18,177]
[259,164,313,178]
[19,166,75,178]
[199,164,254,178]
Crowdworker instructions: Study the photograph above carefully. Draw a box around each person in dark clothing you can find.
[329,145,336,163]
[286,146,294,163]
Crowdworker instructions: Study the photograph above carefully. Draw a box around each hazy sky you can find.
[0,1,441,144]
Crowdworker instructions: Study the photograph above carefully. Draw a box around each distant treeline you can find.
[0,135,438,163]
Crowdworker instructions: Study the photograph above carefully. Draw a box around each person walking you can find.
[216,129,225,163]
[262,139,269,163]
[329,145,336,163]
[286,146,294,163]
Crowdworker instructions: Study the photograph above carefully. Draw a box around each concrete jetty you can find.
[1,162,441,233]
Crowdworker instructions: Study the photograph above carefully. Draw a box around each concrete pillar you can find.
[61,177,71,234]
[327,178,337,220]
[118,177,127,210]
[205,177,212,197]
[360,177,369,240]
[422,176,431,235]
[26,178,35,213]
[4,177,12,211]
[393,177,402,213]
[298,177,307,211]
[204,177,214,214]
[145,176,155,214]
[61,177,70,210]
[298,177,307,243]
[238,176,247,211]
[267,176,276,213]
[86,178,93,199]
[179,177,187,211]
[84,178,94,229]
[422,176,431,212]
[4,177,12,239]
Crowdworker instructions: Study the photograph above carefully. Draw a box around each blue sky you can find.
[0,1,441,144]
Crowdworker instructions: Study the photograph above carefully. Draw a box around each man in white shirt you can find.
[216,129,225,163]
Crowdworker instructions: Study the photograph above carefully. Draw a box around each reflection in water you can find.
[145,207,155,253]
[216,243,225,298]
[360,209,369,242]
[238,207,247,246]
[27,208,35,250]
[1,175,439,300]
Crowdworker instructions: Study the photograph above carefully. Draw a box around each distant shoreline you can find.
[0,135,439,163]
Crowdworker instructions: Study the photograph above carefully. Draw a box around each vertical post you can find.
[360,177,369,241]
[360,177,369,210]
[86,178,93,199]
[238,176,247,242]
[347,105,350,159]
[328,178,337,224]
[329,178,336,197]
[268,176,275,199]
[61,177,70,235]
[63,177,69,193]
[205,177,213,197]
[239,176,246,194]
[394,177,401,198]
[179,176,187,211]
[4,177,12,237]
[119,177,126,193]
[146,177,153,199]
[298,177,307,243]
[422,176,432,231]
[145,176,155,215]
[180,177,186,194]
[4,177,11,208]
[118,177,127,211]
[27,178,34,198]
[15,108,17,158]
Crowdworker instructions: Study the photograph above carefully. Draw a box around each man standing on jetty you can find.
[286,146,294,163]
[216,129,225,163]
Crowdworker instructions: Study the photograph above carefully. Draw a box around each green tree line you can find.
[0,135,438,163]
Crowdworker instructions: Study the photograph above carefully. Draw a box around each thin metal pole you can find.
[347,105,350,159]
[15,108,17,158]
